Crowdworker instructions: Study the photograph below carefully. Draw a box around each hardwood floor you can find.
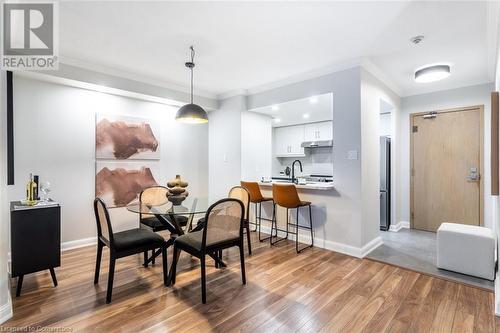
[3,231,498,332]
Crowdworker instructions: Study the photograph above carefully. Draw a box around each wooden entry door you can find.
[411,106,483,232]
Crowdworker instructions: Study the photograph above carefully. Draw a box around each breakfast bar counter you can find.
[258,181,335,190]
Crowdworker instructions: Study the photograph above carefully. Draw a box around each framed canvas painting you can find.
[95,161,160,208]
[96,114,160,160]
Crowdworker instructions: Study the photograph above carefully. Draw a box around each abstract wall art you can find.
[95,162,160,208]
[96,114,160,160]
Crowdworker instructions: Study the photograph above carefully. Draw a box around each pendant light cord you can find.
[190,46,195,104]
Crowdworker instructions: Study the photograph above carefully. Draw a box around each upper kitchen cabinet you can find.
[274,124,305,157]
[304,121,333,141]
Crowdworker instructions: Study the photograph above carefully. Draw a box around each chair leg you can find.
[94,242,103,284]
[143,251,148,268]
[269,203,276,245]
[151,249,156,265]
[201,255,207,304]
[161,246,168,286]
[239,242,246,285]
[252,203,258,232]
[106,256,116,304]
[309,204,314,248]
[296,207,300,253]
[171,246,178,285]
[245,222,252,255]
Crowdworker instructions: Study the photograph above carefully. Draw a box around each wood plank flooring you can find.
[3,231,498,332]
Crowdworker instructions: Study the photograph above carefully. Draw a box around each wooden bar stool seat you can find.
[270,184,314,253]
[241,181,274,242]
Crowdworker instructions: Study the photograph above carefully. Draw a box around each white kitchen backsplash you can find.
[273,147,333,176]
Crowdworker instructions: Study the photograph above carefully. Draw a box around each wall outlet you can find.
[347,150,358,160]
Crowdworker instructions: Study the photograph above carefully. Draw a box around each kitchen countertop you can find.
[258,181,335,190]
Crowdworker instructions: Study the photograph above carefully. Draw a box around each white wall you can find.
[208,95,244,200]
[8,75,208,244]
[400,83,494,228]
[241,111,272,181]
[360,68,402,245]
[0,72,12,324]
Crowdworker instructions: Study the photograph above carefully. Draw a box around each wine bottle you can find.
[25,173,37,205]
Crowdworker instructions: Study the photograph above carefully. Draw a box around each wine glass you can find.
[40,181,51,202]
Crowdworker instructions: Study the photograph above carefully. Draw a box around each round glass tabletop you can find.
[126,196,210,215]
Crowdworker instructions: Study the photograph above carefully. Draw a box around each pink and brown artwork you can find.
[96,115,160,160]
[96,162,160,208]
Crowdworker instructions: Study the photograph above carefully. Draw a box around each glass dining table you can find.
[126,196,226,284]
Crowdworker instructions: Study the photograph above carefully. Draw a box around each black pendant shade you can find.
[175,103,208,124]
[176,46,208,124]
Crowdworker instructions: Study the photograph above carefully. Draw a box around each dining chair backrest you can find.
[139,186,169,219]
[202,198,244,250]
[228,186,250,222]
[272,184,302,208]
[94,198,114,245]
[240,181,264,203]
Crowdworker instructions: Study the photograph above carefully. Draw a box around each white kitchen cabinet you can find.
[304,121,333,141]
[273,125,305,157]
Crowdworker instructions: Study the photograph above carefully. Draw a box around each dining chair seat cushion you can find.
[175,228,241,252]
[141,215,189,229]
[113,228,165,252]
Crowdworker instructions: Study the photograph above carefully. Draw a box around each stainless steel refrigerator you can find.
[380,136,391,231]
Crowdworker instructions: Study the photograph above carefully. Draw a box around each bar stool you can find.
[241,181,274,242]
[270,184,313,253]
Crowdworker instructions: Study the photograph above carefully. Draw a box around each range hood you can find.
[301,140,333,148]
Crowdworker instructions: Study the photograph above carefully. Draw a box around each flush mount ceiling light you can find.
[303,113,310,119]
[271,105,279,111]
[414,64,451,83]
[175,46,208,124]
[274,117,281,123]
[309,96,318,104]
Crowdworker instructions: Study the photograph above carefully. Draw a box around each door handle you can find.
[466,167,480,182]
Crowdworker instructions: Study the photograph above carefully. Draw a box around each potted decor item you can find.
[166,175,189,205]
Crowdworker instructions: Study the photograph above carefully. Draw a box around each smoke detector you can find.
[410,35,425,45]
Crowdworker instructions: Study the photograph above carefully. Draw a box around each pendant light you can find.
[175,46,208,124]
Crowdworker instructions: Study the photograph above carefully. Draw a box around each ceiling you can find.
[249,93,333,127]
[59,1,496,98]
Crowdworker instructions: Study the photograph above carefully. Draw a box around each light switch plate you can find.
[347,150,358,160]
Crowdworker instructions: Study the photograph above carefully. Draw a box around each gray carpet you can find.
[367,228,494,290]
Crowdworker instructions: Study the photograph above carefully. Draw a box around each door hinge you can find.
[411,212,414,220]
[412,126,418,133]
[411,168,415,177]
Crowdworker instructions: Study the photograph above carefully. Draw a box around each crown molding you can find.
[244,58,364,96]
[59,56,218,100]
[216,89,248,101]
[360,58,402,97]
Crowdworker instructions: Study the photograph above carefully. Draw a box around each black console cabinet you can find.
[10,202,61,296]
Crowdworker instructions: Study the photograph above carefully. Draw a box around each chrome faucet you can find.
[291,159,303,184]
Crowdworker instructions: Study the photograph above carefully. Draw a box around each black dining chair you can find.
[139,186,188,266]
[93,198,168,303]
[170,198,246,304]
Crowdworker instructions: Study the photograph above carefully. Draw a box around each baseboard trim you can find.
[259,225,382,259]
[389,221,410,232]
[61,237,97,252]
[0,297,12,324]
